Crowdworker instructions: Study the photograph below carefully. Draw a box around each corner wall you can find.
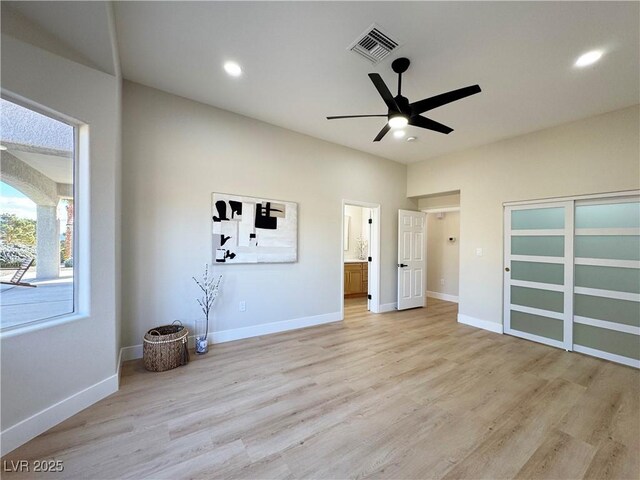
[0,35,121,454]
[121,81,414,349]
[408,105,640,327]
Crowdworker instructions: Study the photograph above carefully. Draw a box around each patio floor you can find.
[1,268,73,329]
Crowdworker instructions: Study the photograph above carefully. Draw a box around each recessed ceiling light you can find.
[393,130,406,139]
[0,145,7,150]
[575,50,603,67]
[406,136,417,142]
[223,61,242,77]
[388,115,408,129]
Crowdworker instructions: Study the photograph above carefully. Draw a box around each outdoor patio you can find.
[0,268,73,328]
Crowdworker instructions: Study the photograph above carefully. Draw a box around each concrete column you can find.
[36,205,60,279]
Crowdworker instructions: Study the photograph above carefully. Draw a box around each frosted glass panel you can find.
[575,265,640,294]
[511,286,564,313]
[575,236,640,261]
[512,208,564,230]
[575,202,640,229]
[511,236,564,257]
[574,324,640,360]
[511,310,563,341]
[574,294,640,327]
[511,261,564,285]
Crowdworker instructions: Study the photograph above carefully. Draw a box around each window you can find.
[0,98,76,329]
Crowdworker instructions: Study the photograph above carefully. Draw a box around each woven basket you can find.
[143,322,190,372]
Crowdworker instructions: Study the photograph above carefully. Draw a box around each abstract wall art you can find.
[212,193,297,264]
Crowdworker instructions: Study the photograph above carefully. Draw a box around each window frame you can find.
[0,91,89,336]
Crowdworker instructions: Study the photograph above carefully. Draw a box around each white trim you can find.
[120,343,143,362]
[510,304,564,321]
[0,313,89,339]
[575,228,640,236]
[563,203,574,349]
[575,258,640,269]
[574,316,640,335]
[511,279,565,292]
[426,291,459,303]
[421,206,460,214]
[510,229,564,236]
[504,205,512,333]
[510,254,564,264]
[457,314,503,334]
[378,302,397,313]
[574,287,640,302]
[576,195,640,206]
[210,311,341,343]
[503,201,570,210]
[573,345,640,369]
[504,190,640,207]
[0,373,119,456]
[120,311,343,361]
[504,328,566,350]
[341,200,381,314]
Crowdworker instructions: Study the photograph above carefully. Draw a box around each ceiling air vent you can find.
[348,23,401,64]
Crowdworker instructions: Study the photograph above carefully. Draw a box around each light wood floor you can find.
[3,298,639,479]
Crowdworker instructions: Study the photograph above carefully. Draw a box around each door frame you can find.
[341,200,381,315]
[422,207,461,303]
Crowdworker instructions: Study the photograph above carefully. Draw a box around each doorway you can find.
[423,208,460,304]
[341,200,381,317]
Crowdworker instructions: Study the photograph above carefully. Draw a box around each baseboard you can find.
[427,291,459,303]
[210,311,342,343]
[378,302,397,313]
[120,343,143,362]
[120,311,343,361]
[0,373,118,456]
[457,313,503,334]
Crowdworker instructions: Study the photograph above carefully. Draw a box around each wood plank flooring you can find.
[3,298,639,479]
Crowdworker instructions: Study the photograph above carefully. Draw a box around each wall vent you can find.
[348,24,401,64]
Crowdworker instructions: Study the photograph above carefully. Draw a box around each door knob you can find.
[398,263,408,268]
[505,267,510,272]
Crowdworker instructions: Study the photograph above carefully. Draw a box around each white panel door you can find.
[398,210,426,310]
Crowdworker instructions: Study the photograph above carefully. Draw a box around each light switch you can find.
[476,248,483,257]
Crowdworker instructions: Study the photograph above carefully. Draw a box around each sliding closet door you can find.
[572,197,640,368]
[504,202,573,350]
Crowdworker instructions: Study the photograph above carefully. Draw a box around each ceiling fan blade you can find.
[326,114,387,120]
[409,115,453,134]
[410,85,481,115]
[373,124,391,142]
[368,74,400,112]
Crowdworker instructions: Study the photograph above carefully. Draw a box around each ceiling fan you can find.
[327,57,481,142]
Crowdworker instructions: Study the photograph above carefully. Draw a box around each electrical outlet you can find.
[239,301,246,312]
[476,248,483,257]
[440,278,445,286]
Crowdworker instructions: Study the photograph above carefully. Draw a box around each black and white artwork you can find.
[212,193,297,264]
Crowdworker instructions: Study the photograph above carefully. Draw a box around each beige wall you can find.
[122,81,415,347]
[1,34,120,449]
[418,192,460,210]
[408,105,640,326]
[426,211,460,298]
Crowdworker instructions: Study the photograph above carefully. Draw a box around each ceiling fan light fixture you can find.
[575,50,603,67]
[223,61,242,77]
[388,115,408,129]
[393,130,406,139]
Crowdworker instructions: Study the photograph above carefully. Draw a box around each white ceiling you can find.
[5,1,117,76]
[9,2,639,165]
[11,151,73,185]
